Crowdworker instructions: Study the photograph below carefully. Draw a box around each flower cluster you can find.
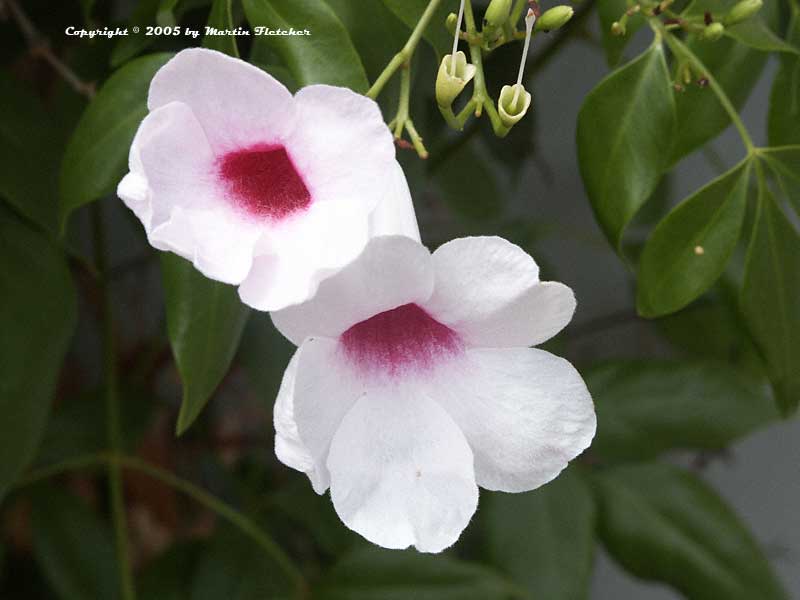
[120,48,596,552]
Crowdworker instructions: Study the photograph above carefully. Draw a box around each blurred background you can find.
[0,0,797,598]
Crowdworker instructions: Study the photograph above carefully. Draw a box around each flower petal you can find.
[327,388,478,552]
[368,161,421,242]
[276,337,362,493]
[271,236,434,346]
[287,85,395,211]
[119,101,261,284]
[273,349,314,476]
[148,48,295,152]
[425,237,576,347]
[431,347,596,493]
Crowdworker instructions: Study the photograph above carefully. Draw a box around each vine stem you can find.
[463,0,504,132]
[17,452,310,599]
[366,0,443,99]
[90,205,135,600]
[1,0,95,97]
[659,27,756,155]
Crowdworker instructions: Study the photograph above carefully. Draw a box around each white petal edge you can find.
[148,47,296,152]
[430,347,596,493]
[425,236,576,348]
[279,337,363,493]
[327,388,478,553]
[368,161,421,242]
[270,235,434,346]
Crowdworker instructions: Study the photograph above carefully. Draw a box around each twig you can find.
[2,0,95,98]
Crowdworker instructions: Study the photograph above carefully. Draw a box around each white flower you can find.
[271,235,596,553]
[118,48,418,311]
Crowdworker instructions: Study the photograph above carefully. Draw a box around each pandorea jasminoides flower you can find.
[271,235,596,552]
[118,48,418,311]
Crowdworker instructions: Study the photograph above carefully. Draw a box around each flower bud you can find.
[535,5,574,31]
[724,0,762,25]
[446,12,458,34]
[611,20,626,36]
[498,83,531,128]
[702,22,725,40]
[435,51,476,108]
[483,0,513,30]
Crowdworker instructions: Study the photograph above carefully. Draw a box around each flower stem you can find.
[659,26,756,155]
[90,205,135,600]
[463,0,505,133]
[2,0,95,97]
[366,0,443,99]
[18,452,310,599]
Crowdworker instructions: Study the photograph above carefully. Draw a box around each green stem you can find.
[660,28,756,154]
[366,0,443,99]
[463,0,507,134]
[18,452,309,599]
[90,205,135,600]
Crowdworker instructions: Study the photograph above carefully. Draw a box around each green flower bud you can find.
[445,12,458,34]
[611,20,626,36]
[498,83,531,127]
[483,0,513,30]
[703,22,725,40]
[725,0,762,25]
[535,5,574,31]
[435,51,476,108]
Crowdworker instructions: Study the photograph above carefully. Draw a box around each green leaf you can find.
[161,254,250,434]
[242,0,368,92]
[59,53,173,226]
[597,0,645,66]
[577,43,676,250]
[380,0,452,58]
[484,469,595,600]
[0,72,61,232]
[315,547,513,600]
[637,159,751,317]
[587,360,777,463]
[109,0,161,68]
[30,486,120,600]
[761,146,800,214]
[741,183,800,415]
[0,208,76,500]
[593,462,787,600]
[157,0,181,26]
[190,526,292,599]
[203,0,240,57]
[669,36,766,165]
[725,19,800,54]
[326,0,409,82]
[767,13,800,146]
[658,281,763,369]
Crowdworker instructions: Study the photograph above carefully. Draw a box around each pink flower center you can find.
[340,304,463,377]
[218,143,311,220]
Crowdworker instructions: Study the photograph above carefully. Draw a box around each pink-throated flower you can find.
[270,235,596,552]
[118,48,418,311]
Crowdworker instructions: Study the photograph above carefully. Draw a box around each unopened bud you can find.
[483,0,513,30]
[725,0,762,25]
[535,5,574,31]
[446,12,458,34]
[498,83,531,127]
[435,51,476,108]
[703,22,725,40]
[611,20,626,36]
